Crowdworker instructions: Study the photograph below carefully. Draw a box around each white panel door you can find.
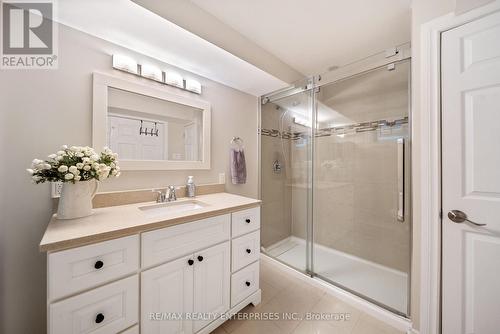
[184,122,198,161]
[108,116,140,159]
[141,255,194,334]
[193,242,230,332]
[141,120,165,160]
[442,11,500,334]
[108,116,165,160]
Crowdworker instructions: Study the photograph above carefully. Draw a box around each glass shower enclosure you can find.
[260,59,411,316]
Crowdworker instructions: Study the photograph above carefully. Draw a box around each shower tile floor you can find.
[214,258,405,334]
[265,237,408,314]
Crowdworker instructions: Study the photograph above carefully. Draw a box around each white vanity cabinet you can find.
[141,254,194,334]
[141,242,230,334]
[45,206,261,334]
[192,242,231,332]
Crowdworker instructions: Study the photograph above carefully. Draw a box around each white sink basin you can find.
[139,200,208,218]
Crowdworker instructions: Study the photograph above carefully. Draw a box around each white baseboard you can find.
[261,253,414,333]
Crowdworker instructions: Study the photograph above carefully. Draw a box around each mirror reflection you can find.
[107,87,203,161]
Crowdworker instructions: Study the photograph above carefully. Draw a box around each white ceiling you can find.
[190,0,411,76]
[54,0,288,96]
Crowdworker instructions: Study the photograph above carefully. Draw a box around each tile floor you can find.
[211,259,405,334]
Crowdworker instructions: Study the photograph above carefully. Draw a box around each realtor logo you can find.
[1,0,58,69]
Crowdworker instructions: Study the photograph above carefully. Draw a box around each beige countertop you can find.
[40,192,261,252]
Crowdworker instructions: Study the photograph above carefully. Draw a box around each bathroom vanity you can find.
[40,192,261,334]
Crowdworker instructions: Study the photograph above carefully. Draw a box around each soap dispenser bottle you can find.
[186,176,196,198]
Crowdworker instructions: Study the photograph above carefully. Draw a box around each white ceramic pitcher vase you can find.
[57,180,98,220]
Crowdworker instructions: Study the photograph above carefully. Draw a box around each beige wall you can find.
[0,24,259,334]
[456,0,495,13]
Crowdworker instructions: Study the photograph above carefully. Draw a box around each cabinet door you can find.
[141,255,194,334]
[193,242,230,332]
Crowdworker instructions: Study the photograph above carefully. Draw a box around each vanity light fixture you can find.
[165,72,184,88]
[185,79,202,94]
[111,54,202,94]
[141,64,163,82]
[112,54,138,74]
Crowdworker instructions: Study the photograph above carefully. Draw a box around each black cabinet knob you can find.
[246,248,251,254]
[188,259,194,266]
[94,260,104,269]
[197,255,204,262]
[95,313,105,324]
[245,281,251,287]
[245,219,251,224]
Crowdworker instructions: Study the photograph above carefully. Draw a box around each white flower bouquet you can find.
[27,145,120,183]
[27,145,121,219]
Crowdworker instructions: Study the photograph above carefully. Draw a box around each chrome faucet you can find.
[166,185,177,202]
[155,190,167,203]
[154,186,177,203]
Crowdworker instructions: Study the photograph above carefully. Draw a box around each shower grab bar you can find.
[397,138,405,222]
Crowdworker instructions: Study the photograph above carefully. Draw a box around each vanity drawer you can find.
[231,261,259,307]
[231,230,260,272]
[142,214,230,268]
[48,235,139,301]
[231,207,260,237]
[49,275,139,334]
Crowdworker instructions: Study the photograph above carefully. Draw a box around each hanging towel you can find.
[230,148,247,184]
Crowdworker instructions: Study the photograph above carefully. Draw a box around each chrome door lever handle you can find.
[447,210,486,226]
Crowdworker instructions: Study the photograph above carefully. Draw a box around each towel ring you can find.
[230,136,244,150]
[230,136,243,144]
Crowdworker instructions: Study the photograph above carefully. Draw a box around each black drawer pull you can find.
[197,255,204,262]
[245,281,251,287]
[245,219,251,224]
[94,260,104,269]
[188,259,194,266]
[246,248,251,254]
[95,313,105,324]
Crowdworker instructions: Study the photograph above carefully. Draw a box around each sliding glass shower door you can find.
[312,61,411,315]
[260,60,411,317]
[260,87,314,273]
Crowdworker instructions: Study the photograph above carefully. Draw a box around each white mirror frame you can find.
[92,72,211,170]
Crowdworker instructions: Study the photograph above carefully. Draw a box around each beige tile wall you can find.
[260,103,292,247]
[311,130,411,273]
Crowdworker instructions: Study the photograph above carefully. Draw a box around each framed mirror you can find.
[93,73,211,170]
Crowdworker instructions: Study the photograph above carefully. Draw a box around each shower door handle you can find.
[397,138,405,222]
